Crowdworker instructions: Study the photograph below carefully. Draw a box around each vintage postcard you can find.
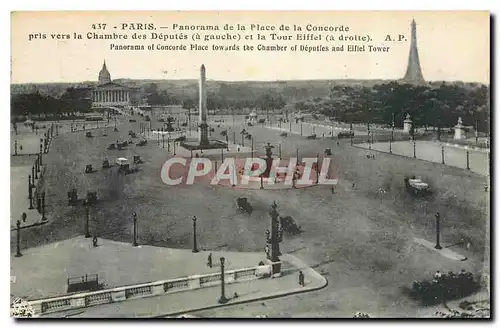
[10,11,490,318]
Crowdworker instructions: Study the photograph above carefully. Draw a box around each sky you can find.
[11,11,490,84]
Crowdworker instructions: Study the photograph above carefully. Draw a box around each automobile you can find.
[406,176,429,191]
[338,131,354,138]
[115,157,129,167]
[175,136,186,142]
[404,176,430,196]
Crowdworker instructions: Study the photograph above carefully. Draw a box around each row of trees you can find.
[315,82,489,132]
[11,89,92,120]
[181,90,286,114]
[11,81,490,132]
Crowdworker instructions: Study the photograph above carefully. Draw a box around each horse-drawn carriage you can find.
[237,197,253,214]
[86,191,98,204]
[136,139,148,146]
[117,141,128,150]
[338,131,354,139]
[86,132,93,138]
[102,158,111,169]
[85,164,94,174]
[279,216,302,235]
[306,134,317,140]
[67,188,78,205]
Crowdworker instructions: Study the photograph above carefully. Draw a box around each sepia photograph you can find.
[9,10,490,319]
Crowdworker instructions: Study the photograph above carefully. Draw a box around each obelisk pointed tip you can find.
[201,64,205,70]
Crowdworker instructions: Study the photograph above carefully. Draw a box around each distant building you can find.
[91,60,139,108]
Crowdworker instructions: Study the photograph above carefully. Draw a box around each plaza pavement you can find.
[356,141,489,176]
[10,165,45,228]
[413,238,467,261]
[11,113,488,318]
[10,235,326,318]
[10,236,324,302]
[38,252,326,318]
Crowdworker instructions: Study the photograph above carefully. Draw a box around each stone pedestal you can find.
[403,114,412,133]
[454,117,464,140]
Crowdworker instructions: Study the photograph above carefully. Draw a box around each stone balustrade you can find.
[25,262,276,316]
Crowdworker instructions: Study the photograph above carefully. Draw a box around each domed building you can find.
[98,60,111,85]
[91,60,138,108]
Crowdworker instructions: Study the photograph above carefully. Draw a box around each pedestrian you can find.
[298,271,305,286]
[265,245,270,258]
[19,145,23,152]
[331,186,335,194]
[434,270,442,281]
[92,235,98,247]
[207,253,212,268]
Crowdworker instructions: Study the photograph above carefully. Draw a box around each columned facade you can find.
[91,87,132,107]
[92,89,130,105]
[91,60,136,108]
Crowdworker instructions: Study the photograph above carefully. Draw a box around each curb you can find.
[153,275,328,318]
[351,144,487,177]
[153,254,328,318]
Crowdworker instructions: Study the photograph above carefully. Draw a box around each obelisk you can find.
[403,19,425,84]
[198,64,209,145]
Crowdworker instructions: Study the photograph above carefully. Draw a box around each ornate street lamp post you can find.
[133,212,138,247]
[15,219,23,257]
[435,213,442,250]
[84,200,91,238]
[28,176,34,209]
[218,257,228,304]
[192,216,199,253]
[41,192,47,221]
[251,138,254,159]
[316,153,320,184]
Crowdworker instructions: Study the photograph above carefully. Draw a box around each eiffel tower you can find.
[403,19,425,84]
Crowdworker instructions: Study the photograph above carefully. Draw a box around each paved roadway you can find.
[12,113,489,318]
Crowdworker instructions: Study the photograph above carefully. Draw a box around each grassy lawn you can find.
[10,113,489,317]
